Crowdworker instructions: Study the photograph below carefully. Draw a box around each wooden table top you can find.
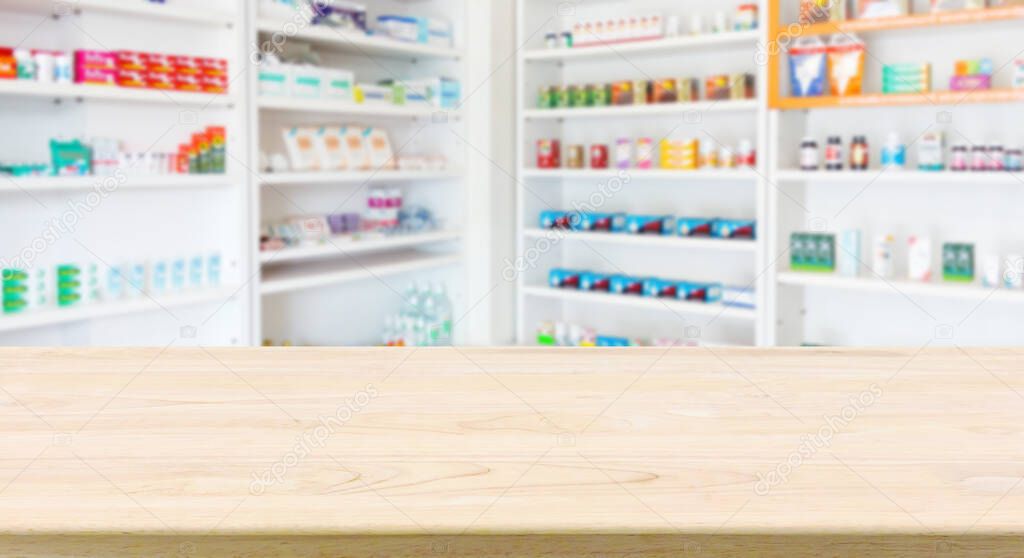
[1,347,1022,539]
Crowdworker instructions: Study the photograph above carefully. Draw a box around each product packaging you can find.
[827,34,865,96]
[677,281,723,303]
[344,126,371,170]
[549,268,582,289]
[791,232,836,272]
[539,210,578,229]
[838,230,862,277]
[918,131,945,171]
[981,254,1001,288]
[625,215,674,235]
[315,126,348,170]
[577,213,626,232]
[907,235,932,282]
[1004,254,1023,289]
[788,37,827,97]
[712,219,756,239]
[283,127,321,171]
[856,0,909,18]
[610,275,645,295]
[677,218,714,237]
[365,128,395,170]
[942,243,975,282]
[537,139,561,169]
[873,234,895,279]
[580,272,612,292]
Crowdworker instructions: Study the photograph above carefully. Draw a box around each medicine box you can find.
[791,232,836,273]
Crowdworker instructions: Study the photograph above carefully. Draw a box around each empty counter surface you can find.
[1,348,1022,556]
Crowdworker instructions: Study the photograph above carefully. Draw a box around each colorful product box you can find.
[0,48,15,79]
[549,268,582,289]
[711,219,756,239]
[115,50,147,71]
[175,73,202,92]
[199,57,228,77]
[146,71,175,90]
[677,218,714,237]
[610,275,645,295]
[791,232,836,273]
[201,74,229,94]
[642,278,677,298]
[144,52,174,74]
[677,281,723,303]
[578,212,626,232]
[76,66,117,86]
[539,210,578,229]
[171,55,201,76]
[580,272,612,292]
[942,243,975,283]
[116,68,147,88]
[626,215,674,235]
[596,335,632,347]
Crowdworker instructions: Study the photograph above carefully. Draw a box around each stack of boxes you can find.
[73,49,228,93]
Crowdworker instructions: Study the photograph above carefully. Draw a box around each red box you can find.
[115,50,147,71]
[144,52,173,74]
[146,70,175,90]
[76,66,117,85]
[198,57,228,77]
[590,145,609,169]
[174,72,202,92]
[116,68,147,88]
[170,55,201,76]
[0,48,14,80]
[537,139,561,169]
[200,73,228,94]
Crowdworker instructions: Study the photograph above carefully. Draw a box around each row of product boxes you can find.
[548,268,724,304]
[540,211,756,239]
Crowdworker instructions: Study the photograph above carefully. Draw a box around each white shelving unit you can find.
[766,1,1024,346]
[515,0,769,348]
[0,0,249,346]
[248,0,471,347]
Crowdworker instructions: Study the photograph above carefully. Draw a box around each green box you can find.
[790,232,836,273]
[942,243,975,282]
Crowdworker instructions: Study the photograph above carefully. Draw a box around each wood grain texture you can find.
[1,347,1023,556]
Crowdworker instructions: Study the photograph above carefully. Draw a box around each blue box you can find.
[642,278,678,298]
[712,219,756,239]
[596,335,632,347]
[539,210,578,229]
[580,272,612,292]
[677,218,714,237]
[577,212,626,232]
[610,275,645,295]
[626,215,674,235]
[548,268,581,289]
[676,281,723,303]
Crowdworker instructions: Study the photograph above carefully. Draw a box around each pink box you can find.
[74,66,117,86]
[950,75,991,92]
[74,49,115,70]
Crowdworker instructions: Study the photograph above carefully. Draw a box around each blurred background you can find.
[0,0,1021,348]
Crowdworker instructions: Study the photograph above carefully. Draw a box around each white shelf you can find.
[256,19,463,60]
[0,80,237,107]
[523,229,757,253]
[522,286,756,321]
[0,174,234,193]
[0,287,240,334]
[520,168,759,181]
[0,0,235,27]
[775,169,1024,185]
[261,252,462,296]
[777,272,1024,303]
[522,100,758,120]
[261,230,461,265]
[523,31,760,62]
[257,97,459,119]
[261,170,462,186]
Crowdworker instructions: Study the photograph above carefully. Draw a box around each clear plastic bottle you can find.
[400,283,420,320]
[433,282,453,345]
[420,286,439,346]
